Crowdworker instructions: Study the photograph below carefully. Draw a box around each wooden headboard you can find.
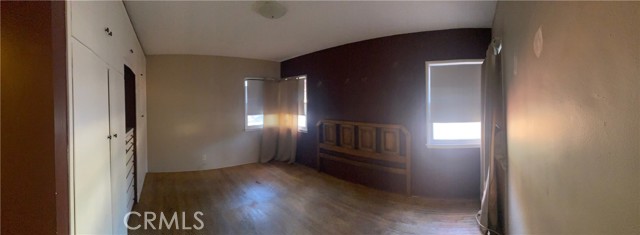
[316,119,411,195]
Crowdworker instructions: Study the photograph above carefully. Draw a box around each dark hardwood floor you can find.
[129,163,481,234]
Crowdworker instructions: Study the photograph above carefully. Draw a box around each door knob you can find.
[113,134,118,138]
[107,135,112,139]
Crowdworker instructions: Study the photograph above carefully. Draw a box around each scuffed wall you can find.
[493,2,640,233]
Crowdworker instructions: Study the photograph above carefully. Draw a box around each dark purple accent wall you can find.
[282,28,491,198]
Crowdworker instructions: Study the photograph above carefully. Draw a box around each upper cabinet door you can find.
[120,5,143,72]
[70,1,110,65]
[71,0,130,74]
[71,40,113,235]
[103,1,130,74]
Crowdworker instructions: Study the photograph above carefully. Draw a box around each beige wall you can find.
[146,55,279,172]
[493,2,640,234]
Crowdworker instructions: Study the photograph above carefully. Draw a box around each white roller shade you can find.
[245,80,264,116]
[245,79,264,129]
[427,61,482,148]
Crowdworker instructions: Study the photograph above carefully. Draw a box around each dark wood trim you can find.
[52,1,70,234]
[1,1,69,233]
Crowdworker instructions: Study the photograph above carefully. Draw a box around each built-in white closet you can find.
[68,1,147,234]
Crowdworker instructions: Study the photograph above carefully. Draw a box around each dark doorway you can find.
[124,65,138,204]
[125,66,137,131]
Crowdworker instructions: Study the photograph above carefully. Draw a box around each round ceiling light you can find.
[257,1,287,19]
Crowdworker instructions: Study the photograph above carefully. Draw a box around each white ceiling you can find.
[124,1,496,62]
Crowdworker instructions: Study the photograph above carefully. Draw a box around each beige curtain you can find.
[478,39,507,235]
[260,80,279,162]
[260,79,301,163]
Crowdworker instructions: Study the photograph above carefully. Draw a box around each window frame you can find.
[425,59,484,149]
[244,77,264,131]
[298,75,308,133]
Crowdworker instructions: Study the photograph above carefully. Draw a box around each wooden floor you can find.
[129,163,481,235]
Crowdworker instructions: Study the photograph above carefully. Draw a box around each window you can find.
[426,60,483,148]
[297,76,308,132]
[245,79,264,130]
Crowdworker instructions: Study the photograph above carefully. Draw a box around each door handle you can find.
[107,135,112,140]
[113,134,118,138]
[104,27,113,36]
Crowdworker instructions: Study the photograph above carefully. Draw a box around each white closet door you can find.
[108,69,129,235]
[72,41,113,235]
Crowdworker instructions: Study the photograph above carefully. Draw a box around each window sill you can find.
[426,144,480,149]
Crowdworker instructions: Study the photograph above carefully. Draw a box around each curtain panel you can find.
[260,79,301,163]
[478,40,508,235]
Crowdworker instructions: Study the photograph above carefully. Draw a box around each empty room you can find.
[1,1,639,235]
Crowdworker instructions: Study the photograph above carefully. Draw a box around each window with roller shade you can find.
[297,76,307,132]
[245,79,264,130]
[426,60,483,148]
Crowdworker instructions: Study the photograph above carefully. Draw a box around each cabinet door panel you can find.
[72,41,113,235]
[109,69,129,235]
[71,1,109,64]
[136,68,148,201]
[120,3,141,72]
[72,0,127,74]
[103,1,129,74]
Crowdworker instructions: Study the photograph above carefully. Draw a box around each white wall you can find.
[493,2,640,234]
[146,55,279,172]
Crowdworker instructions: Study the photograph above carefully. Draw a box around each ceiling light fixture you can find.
[256,1,287,19]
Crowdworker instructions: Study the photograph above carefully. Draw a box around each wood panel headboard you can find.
[316,119,411,195]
